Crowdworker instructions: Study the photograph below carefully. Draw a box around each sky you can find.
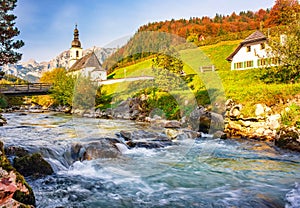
[14,0,275,62]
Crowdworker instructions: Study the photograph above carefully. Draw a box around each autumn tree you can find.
[266,0,300,26]
[40,68,76,106]
[0,0,24,66]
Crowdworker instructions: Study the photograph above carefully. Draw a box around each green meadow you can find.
[103,40,300,116]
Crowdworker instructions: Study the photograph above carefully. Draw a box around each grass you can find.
[103,40,300,117]
[108,59,153,79]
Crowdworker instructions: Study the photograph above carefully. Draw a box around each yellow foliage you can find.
[40,68,66,84]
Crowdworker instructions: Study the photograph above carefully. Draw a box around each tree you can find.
[0,0,24,66]
[260,18,300,83]
[40,68,76,106]
[151,48,184,91]
[266,0,300,26]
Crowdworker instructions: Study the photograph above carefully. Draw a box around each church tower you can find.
[69,24,83,68]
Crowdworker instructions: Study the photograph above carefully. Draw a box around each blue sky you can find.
[15,0,274,62]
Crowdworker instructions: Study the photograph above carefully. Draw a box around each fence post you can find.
[200,66,203,73]
[212,65,215,71]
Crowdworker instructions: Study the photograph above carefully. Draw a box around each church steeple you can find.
[69,24,83,69]
[71,24,81,48]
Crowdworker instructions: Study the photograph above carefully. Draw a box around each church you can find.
[68,25,107,81]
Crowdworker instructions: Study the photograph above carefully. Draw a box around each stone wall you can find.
[224,99,300,152]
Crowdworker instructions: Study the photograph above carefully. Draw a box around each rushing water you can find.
[1,112,300,208]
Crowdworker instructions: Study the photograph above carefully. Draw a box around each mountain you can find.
[0,47,116,82]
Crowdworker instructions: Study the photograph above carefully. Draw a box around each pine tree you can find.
[0,0,24,66]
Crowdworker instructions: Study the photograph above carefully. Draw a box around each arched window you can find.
[76,50,79,58]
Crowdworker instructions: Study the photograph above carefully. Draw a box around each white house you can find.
[68,25,107,81]
[226,30,278,70]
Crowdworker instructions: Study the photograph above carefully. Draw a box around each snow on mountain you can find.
[0,47,116,82]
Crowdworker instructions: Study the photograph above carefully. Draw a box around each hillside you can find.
[104,0,300,72]
[103,38,300,117]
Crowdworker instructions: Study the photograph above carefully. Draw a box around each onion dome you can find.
[71,24,81,48]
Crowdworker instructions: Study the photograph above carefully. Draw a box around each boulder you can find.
[122,130,173,149]
[0,114,7,126]
[164,120,181,129]
[83,139,121,160]
[13,153,54,178]
[213,131,227,139]
[0,141,35,206]
[71,138,121,161]
[187,106,206,131]
[255,104,265,117]
[5,146,29,158]
[275,128,300,152]
[127,141,165,149]
[188,106,224,134]
[0,198,34,208]
[266,114,281,130]
[229,104,242,118]
[165,128,180,139]
[119,131,132,141]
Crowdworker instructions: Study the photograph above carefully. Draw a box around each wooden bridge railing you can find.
[0,83,52,95]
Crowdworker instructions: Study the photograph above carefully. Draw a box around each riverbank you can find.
[2,95,300,153]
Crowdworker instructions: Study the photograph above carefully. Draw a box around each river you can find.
[0,112,300,208]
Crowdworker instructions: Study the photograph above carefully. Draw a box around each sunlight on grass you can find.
[104,40,300,116]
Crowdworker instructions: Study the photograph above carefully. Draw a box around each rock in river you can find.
[13,153,54,178]
[0,141,36,207]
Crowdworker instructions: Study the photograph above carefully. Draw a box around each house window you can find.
[258,59,267,67]
[76,50,79,58]
[246,46,251,52]
[260,43,265,50]
[245,61,253,68]
[234,62,243,69]
[271,58,279,65]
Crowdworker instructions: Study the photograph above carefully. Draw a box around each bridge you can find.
[0,83,52,96]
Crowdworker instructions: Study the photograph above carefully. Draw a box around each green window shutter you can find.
[234,63,236,69]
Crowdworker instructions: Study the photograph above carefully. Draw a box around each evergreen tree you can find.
[0,0,24,66]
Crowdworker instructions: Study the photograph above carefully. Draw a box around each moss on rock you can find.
[13,153,54,178]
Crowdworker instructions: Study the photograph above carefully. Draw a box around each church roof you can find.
[69,51,105,72]
[226,30,267,62]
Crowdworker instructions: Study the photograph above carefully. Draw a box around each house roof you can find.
[69,51,105,72]
[226,31,267,62]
